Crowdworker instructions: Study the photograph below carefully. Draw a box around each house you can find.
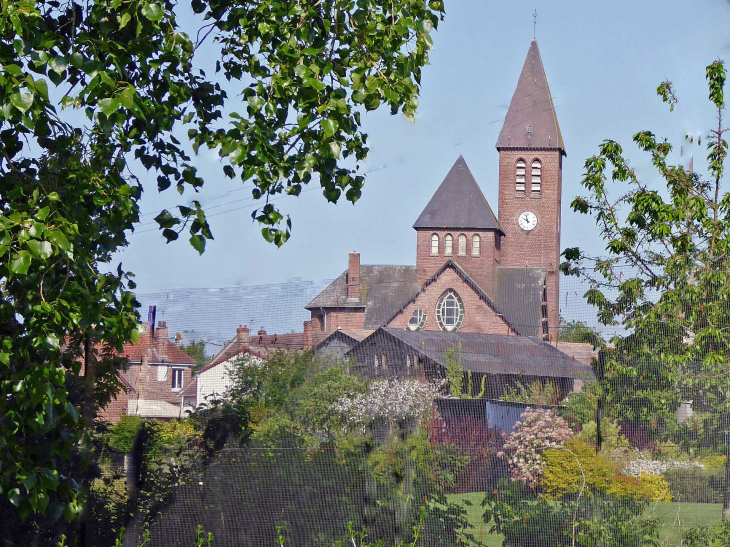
[98,321,197,422]
[312,328,374,360]
[304,39,593,397]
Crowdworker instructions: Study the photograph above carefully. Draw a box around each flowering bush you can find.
[333,380,436,426]
[497,407,575,487]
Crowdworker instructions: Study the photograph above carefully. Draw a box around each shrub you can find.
[577,419,629,450]
[662,466,725,503]
[482,479,659,547]
[108,415,143,452]
[681,520,730,547]
[498,407,575,487]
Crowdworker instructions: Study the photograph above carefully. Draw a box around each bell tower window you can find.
[430,234,439,256]
[531,160,541,194]
[458,234,467,256]
[516,159,526,193]
[444,234,453,256]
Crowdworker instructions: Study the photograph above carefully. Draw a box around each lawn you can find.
[447,492,721,547]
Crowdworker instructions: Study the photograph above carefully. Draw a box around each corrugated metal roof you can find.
[377,328,592,379]
[496,40,565,153]
[413,156,502,231]
[306,265,419,329]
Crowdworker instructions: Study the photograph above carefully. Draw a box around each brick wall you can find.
[386,268,516,334]
[415,229,499,288]
[497,149,562,338]
[310,307,366,335]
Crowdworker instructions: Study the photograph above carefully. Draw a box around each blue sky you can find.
[116,0,730,302]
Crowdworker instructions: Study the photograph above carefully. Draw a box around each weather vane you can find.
[533,9,537,39]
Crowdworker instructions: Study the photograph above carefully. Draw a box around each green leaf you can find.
[48,57,68,75]
[33,79,48,101]
[154,210,179,229]
[10,251,31,275]
[43,334,60,351]
[117,12,132,29]
[247,96,265,112]
[27,240,53,259]
[3,64,22,75]
[321,119,338,138]
[189,234,205,254]
[10,92,33,114]
[98,97,119,116]
[140,3,164,22]
[48,230,70,252]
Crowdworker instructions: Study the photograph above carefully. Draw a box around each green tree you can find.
[559,319,604,347]
[561,60,730,519]
[0,0,444,527]
[180,340,210,372]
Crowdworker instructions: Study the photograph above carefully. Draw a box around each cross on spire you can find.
[533,9,537,39]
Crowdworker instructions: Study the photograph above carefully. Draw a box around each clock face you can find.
[518,211,538,231]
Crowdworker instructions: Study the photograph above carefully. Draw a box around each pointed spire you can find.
[496,40,565,154]
[413,156,502,231]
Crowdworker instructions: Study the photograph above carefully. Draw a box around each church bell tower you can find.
[496,39,565,340]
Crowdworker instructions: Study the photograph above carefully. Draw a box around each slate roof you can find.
[376,328,593,379]
[313,329,375,350]
[383,260,521,335]
[496,40,565,153]
[305,265,419,329]
[493,266,546,337]
[412,156,502,231]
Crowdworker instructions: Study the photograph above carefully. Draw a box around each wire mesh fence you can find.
[4,272,730,547]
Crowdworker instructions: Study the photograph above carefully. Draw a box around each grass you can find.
[447,492,721,547]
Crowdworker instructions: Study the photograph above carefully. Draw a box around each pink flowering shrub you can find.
[497,407,575,487]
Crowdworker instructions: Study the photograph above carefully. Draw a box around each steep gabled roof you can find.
[383,260,522,335]
[413,156,502,231]
[496,40,565,154]
[305,265,419,328]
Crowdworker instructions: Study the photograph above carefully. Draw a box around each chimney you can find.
[347,252,360,301]
[257,329,267,336]
[174,332,183,346]
[303,320,313,350]
[156,321,168,341]
[236,325,250,348]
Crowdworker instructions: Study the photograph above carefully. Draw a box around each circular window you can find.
[435,290,464,332]
[406,310,427,331]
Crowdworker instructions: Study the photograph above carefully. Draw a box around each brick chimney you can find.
[236,325,250,348]
[174,332,183,346]
[257,328,267,336]
[303,320,313,349]
[156,321,169,341]
[347,252,360,301]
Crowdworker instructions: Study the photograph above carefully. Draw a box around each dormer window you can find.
[458,234,467,256]
[531,160,541,194]
[516,160,526,193]
[431,234,439,255]
[472,235,481,257]
[444,234,453,256]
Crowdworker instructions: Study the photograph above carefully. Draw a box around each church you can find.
[306,40,592,396]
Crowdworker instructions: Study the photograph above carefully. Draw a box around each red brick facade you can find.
[386,267,515,334]
[415,229,499,288]
[497,149,562,339]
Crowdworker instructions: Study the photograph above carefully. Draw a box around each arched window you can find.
[435,289,465,332]
[444,234,453,255]
[458,234,467,256]
[472,234,481,256]
[531,159,541,193]
[431,234,439,255]
[406,309,427,331]
[516,159,526,193]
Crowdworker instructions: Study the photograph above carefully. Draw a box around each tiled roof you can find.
[496,40,565,153]
[364,328,593,379]
[306,265,419,329]
[203,345,267,373]
[413,156,502,231]
[120,325,197,366]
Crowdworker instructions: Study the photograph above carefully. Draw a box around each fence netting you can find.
[5,271,729,547]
